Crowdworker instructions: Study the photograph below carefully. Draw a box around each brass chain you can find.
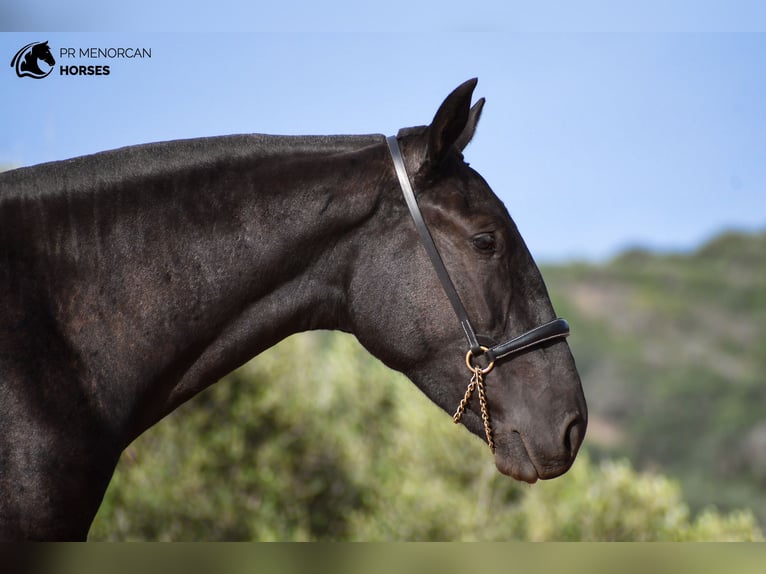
[453,348,495,453]
[453,374,477,424]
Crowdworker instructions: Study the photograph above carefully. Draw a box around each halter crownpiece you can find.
[385,135,571,364]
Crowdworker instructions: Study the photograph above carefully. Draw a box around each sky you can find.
[2,3,765,262]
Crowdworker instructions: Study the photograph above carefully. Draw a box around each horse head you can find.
[14,41,55,78]
[33,42,56,67]
[350,79,587,482]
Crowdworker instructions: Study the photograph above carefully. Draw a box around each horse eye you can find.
[472,233,497,253]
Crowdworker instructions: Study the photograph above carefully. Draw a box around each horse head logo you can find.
[11,41,56,79]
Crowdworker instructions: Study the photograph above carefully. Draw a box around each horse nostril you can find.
[564,414,586,458]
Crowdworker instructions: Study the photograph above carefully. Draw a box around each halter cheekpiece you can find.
[385,135,571,452]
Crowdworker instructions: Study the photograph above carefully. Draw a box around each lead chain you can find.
[453,367,495,453]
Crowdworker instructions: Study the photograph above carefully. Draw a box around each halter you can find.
[386,135,571,451]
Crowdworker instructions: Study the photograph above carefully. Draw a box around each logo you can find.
[10,41,56,79]
[10,40,152,80]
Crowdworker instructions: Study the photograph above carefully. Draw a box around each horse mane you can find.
[0,133,383,203]
[23,51,37,68]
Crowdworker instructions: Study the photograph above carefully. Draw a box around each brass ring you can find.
[465,346,494,375]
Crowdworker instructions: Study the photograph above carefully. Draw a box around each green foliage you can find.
[521,454,762,541]
[93,333,391,541]
[90,330,763,541]
[541,229,766,526]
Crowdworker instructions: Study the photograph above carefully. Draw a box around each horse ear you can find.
[454,98,485,152]
[427,78,478,166]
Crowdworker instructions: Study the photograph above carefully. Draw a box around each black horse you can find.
[0,79,586,540]
[11,41,56,79]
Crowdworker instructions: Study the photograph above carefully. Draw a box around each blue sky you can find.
[2,6,765,262]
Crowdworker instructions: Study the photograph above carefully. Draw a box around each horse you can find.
[0,79,587,540]
[11,41,56,79]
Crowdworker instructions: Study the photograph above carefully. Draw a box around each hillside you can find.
[542,229,766,524]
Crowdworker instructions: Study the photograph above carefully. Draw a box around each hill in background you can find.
[542,229,766,525]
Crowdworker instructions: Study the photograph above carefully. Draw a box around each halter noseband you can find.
[386,135,570,450]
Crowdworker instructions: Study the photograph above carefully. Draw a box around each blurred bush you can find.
[89,331,763,541]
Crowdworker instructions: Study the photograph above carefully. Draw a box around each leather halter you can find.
[386,135,570,365]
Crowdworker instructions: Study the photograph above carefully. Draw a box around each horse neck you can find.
[8,134,389,440]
